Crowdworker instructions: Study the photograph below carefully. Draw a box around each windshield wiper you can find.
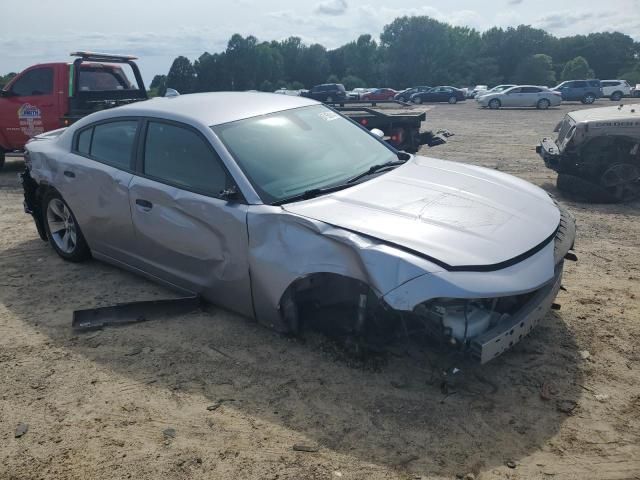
[346,159,407,184]
[273,183,355,206]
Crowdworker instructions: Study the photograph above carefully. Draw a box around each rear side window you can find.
[76,128,92,155]
[574,81,587,88]
[10,67,53,96]
[143,121,227,196]
[89,121,138,169]
[521,87,541,93]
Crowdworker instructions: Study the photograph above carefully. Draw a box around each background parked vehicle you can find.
[633,84,640,97]
[347,87,371,100]
[466,85,488,98]
[477,85,562,110]
[360,88,397,101]
[394,86,430,102]
[552,80,602,104]
[299,83,347,102]
[0,51,147,170]
[476,84,516,97]
[274,88,302,96]
[600,80,631,101]
[411,86,465,104]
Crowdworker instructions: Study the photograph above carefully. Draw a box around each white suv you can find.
[601,80,631,101]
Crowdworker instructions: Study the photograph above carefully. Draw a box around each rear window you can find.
[79,120,138,169]
[78,66,135,91]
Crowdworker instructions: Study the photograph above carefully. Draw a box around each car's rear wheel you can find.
[43,191,91,261]
[610,91,623,101]
[537,98,550,110]
[413,96,423,104]
[600,163,640,202]
[488,99,501,109]
[582,93,596,104]
[448,96,457,104]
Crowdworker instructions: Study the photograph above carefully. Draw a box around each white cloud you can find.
[314,0,348,16]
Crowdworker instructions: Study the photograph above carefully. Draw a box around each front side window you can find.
[10,67,53,96]
[90,121,138,169]
[507,88,522,94]
[213,105,397,204]
[144,121,228,196]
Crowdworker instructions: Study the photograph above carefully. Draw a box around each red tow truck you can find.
[0,52,147,169]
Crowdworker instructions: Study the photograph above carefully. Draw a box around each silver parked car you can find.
[477,85,562,109]
[22,92,575,363]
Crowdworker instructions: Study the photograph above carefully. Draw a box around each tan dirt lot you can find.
[1,98,639,480]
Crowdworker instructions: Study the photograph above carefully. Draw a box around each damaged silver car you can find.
[22,92,576,363]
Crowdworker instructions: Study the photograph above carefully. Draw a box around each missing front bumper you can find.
[470,267,563,363]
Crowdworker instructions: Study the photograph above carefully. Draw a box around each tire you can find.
[488,99,501,109]
[537,98,550,110]
[556,174,619,203]
[582,93,596,104]
[610,91,623,101]
[42,190,91,261]
[448,96,457,104]
[413,96,423,104]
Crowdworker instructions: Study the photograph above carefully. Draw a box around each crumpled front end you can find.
[382,204,576,363]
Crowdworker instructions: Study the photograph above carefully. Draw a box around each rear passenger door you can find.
[521,86,542,106]
[127,119,253,315]
[61,119,140,262]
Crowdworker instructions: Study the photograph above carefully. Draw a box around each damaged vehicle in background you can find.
[538,103,640,202]
[22,92,576,363]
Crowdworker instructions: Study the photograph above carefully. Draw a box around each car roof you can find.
[109,92,318,126]
[568,103,640,123]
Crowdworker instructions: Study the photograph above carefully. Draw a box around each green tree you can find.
[561,56,594,80]
[259,80,274,92]
[514,54,556,86]
[326,74,340,83]
[0,72,17,89]
[166,56,196,93]
[341,75,365,90]
[619,63,640,86]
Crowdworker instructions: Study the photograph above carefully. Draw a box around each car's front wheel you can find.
[537,98,550,110]
[413,96,423,104]
[43,191,91,262]
[488,98,501,109]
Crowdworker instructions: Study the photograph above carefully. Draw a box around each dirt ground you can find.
[1,98,639,480]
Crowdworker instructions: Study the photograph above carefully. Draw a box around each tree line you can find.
[152,16,640,96]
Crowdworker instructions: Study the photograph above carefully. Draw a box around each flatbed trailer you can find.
[332,102,451,153]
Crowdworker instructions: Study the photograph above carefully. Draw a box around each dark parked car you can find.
[300,83,347,102]
[361,88,397,101]
[411,86,466,104]
[552,80,602,104]
[394,86,431,102]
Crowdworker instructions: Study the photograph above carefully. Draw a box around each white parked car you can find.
[477,85,562,110]
[600,80,631,101]
[466,85,488,98]
[476,84,516,97]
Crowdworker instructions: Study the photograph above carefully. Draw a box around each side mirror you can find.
[219,184,241,201]
[370,128,384,139]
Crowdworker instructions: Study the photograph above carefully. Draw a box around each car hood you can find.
[283,156,560,269]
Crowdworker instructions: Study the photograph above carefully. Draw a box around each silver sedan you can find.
[22,92,575,363]
[477,85,562,109]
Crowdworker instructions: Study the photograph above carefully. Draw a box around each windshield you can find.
[212,105,397,204]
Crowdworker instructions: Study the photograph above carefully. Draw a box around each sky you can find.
[1,0,639,85]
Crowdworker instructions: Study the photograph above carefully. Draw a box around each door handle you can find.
[135,199,153,210]
[63,170,75,178]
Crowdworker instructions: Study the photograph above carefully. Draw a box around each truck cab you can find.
[0,52,146,169]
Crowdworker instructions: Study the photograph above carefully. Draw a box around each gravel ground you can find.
[1,98,639,480]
